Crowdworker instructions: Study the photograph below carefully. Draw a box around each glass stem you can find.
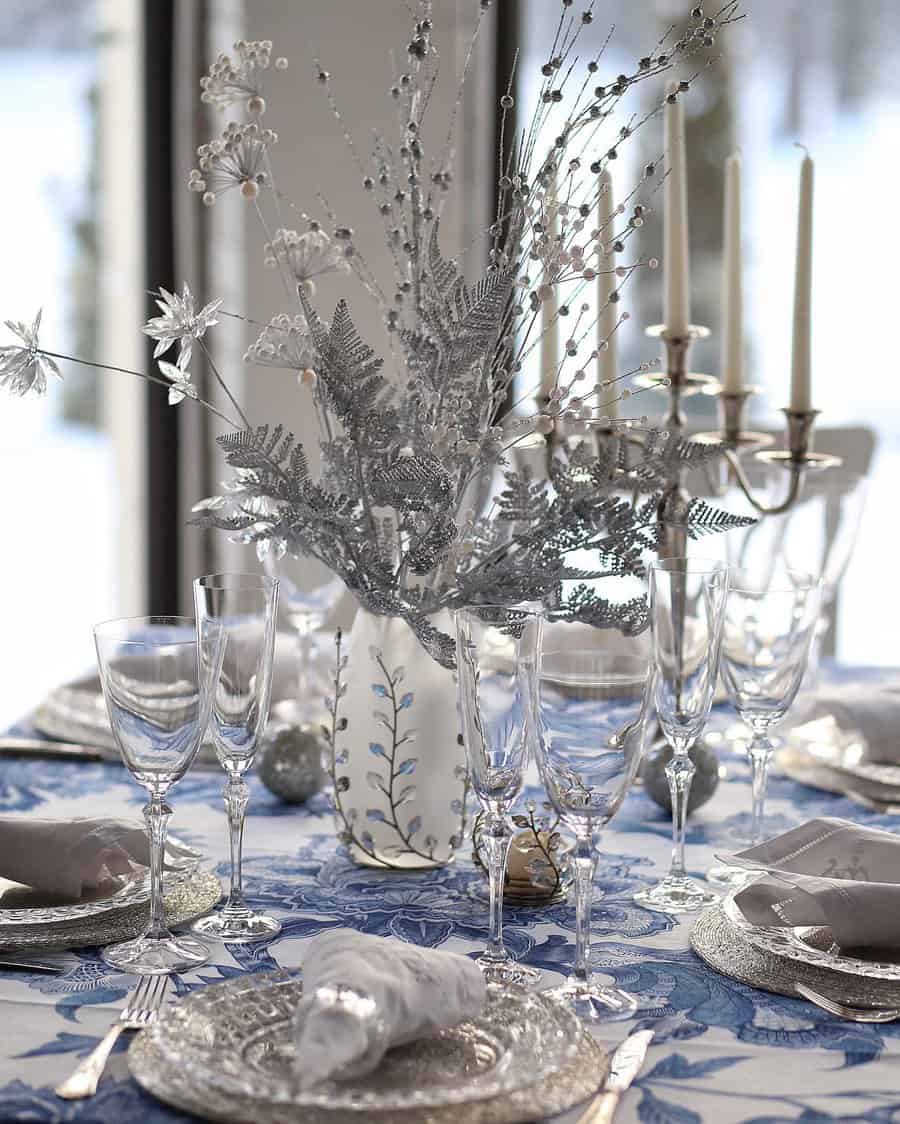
[666,740,694,880]
[481,814,512,963]
[223,774,250,915]
[748,732,774,847]
[296,621,313,703]
[144,795,172,940]
[571,832,595,986]
[805,619,826,696]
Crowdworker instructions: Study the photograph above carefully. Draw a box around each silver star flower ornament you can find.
[143,283,222,365]
[0,310,60,396]
[158,358,198,405]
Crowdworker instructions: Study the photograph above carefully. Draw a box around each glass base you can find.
[477,954,540,988]
[633,874,720,914]
[192,908,282,944]
[545,979,637,1023]
[102,931,210,975]
[706,861,755,889]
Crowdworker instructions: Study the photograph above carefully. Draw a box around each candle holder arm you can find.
[721,448,806,515]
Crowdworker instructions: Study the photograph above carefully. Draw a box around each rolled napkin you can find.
[725,817,900,949]
[0,817,152,898]
[294,929,486,1087]
[793,681,900,763]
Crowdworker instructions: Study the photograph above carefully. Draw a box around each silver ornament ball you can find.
[258,722,325,804]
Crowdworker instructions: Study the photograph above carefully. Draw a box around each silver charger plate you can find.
[0,870,221,952]
[129,971,607,1124]
[722,893,900,982]
[692,903,900,1007]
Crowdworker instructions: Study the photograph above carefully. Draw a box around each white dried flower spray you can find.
[200,39,277,115]
[243,314,318,371]
[263,229,349,293]
[188,121,277,205]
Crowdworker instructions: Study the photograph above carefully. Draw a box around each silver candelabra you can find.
[634,323,841,552]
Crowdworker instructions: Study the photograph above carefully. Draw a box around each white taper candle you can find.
[539,176,560,401]
[597,168,619,419]
[790,151,814,412]
[720,152,744,393]
[663,82,691,336]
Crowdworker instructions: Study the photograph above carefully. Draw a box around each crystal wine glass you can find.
[455,605,542,986]
[262,552,344,722]
[721,466,867,699]
[530,647,653,1020]
[93,615,224,973]
[633,558,729,914]
[192,572,280,942]
[721,572,822,846]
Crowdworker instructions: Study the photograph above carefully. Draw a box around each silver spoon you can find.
[795,982,900,1022]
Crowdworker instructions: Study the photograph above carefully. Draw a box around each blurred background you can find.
[1,0,898,726]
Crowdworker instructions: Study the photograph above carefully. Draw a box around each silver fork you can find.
[795,982,900,1023]
[55,974,169,1099]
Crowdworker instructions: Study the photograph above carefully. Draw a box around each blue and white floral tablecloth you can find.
[3,667,900,1124]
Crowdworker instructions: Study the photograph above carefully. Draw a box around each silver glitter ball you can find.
[641,740,720,817]
[257,722,325,804]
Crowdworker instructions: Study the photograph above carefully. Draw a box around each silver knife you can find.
[576,1028,655,1124]
[0,737,104,761]
[0,956,65,974]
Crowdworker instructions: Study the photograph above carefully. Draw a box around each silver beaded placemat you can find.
[692,904,900,1006]
[0,870,222,952]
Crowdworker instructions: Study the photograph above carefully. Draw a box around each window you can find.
[0,0,143,726]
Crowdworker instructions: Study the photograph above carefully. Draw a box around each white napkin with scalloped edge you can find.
[725,817,900,949]
[294,929,486,1087]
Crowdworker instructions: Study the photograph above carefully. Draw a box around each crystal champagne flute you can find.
[192,572,280,942]
[455,605,542,986]
[722,574,821,842]
[530,647,653,1020]
[633,558,728,914]
[93,615,224,973]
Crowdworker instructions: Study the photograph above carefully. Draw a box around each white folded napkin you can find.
[726,817,900,949]
[0,817,152,898]
[793,682,900,764]
[294,929,486,1088]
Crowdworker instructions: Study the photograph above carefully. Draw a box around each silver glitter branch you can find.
[192,2,749,666]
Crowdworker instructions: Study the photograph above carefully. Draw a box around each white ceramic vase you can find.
[327,608,468,870]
